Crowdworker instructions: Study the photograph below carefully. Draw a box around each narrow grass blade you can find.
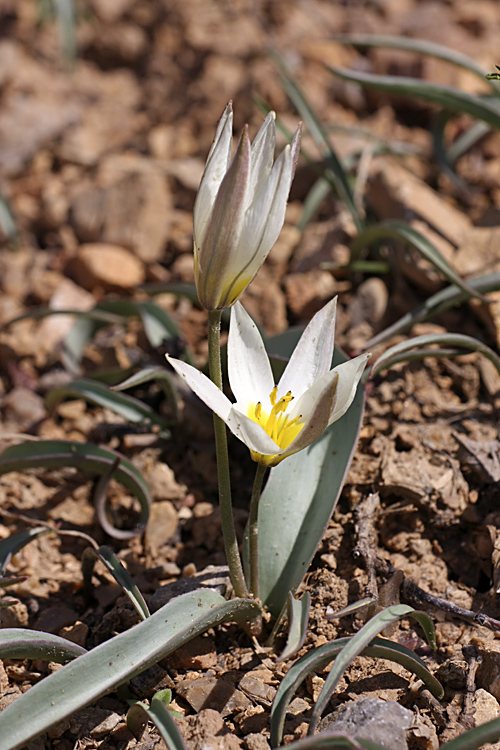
[364,272,500,350]
[440,717,500,749]
[277,592,311,662]
[0,591,261,750]
[446,121,491,166]
[82,545,150,620]
[326,597,377,619]
[0,629,86,662]
[370,333,500,378]
[127,697,187,750]
[51,0,77,65]
[297,178,332,232]
[310,606,437,734]
[0,440,151,537]
[350,221,488,302]
[273,53,363,232]
[45,377,170,429]
[111,366,179,423]
[0,576,27,589]
[432,111,473,198]
[331,34,490,83]
[111,366,172,391]
[137,301,180,348]
[327,66,500,132]
[0,527,50,574]
[270,631,442,747]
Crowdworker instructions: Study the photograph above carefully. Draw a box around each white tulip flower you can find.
[193,102,302,311]
[167,298,370,467]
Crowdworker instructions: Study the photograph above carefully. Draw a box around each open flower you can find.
[193,102,302,311]
[167,298,370,467]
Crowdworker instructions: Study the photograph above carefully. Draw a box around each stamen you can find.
[255,402,262,420]
[270,385,278,407]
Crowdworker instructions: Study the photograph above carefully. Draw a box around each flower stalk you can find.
[207,310,249,599]
[248,462,267,599]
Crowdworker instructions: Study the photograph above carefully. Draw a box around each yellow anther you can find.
[255,402,262,420]
[270,385,278,407]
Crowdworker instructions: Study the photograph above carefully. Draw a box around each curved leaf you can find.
[45,377,169,429]
[331,34,490,83]
[270,629,442,747]
[0,629,87,663]
[327,66,500,132]
[350,221,488,302]
[310,606,438,734]
[0,440,151,538]
[370,333,500,378]
[277,592,311,662]
[363,272,500,351]
[0,591,261,750]
[82,545,150,620]
[127,698,187,750]
[440,717,500,749]
[0,527,50,574]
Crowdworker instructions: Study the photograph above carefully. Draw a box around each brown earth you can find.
[1,1,500,748]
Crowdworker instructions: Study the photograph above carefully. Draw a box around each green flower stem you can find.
[248,462,267,599]
[207,310,249,599]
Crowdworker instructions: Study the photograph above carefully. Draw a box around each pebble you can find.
[68,243,145,291]
[319,697,414,750]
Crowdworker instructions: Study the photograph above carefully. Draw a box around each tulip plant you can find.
[168,104,370,606]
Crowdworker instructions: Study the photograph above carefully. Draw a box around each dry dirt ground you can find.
[1,1,500,748]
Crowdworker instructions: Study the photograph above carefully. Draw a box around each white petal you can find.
[327,353,370,425]
[278,297,337,399]
[228,144,293,296]
[193,103,233,249]
[228,302,274,408]
[248,112,276,205]
[226,407,281,455]
[166,355,232,423]
[288,367,337,423]
[289,123,302,181]
[196,130,252,310]
[281,371,339,458]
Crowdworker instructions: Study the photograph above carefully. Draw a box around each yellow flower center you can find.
[247,385,303,466]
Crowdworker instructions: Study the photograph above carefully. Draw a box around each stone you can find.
[474,638,500,702]
[166,635,217,670]
[58,621,89,648]
[454,227,500,348]
[319,697,414,750]
[34,606,79,634]
[176,675,251,717]
[367,157,472,247]
[3,387,46,426]
[37,278,95,352]
[146,462,187,501]
[144,500,178,553]
[68,243,145,291]
[176,708,242,750]
[70,155,172,262]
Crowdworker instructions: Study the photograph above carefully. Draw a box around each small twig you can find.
[353,493,380,607]
[462,643,481,728]
[373,556,500,633]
